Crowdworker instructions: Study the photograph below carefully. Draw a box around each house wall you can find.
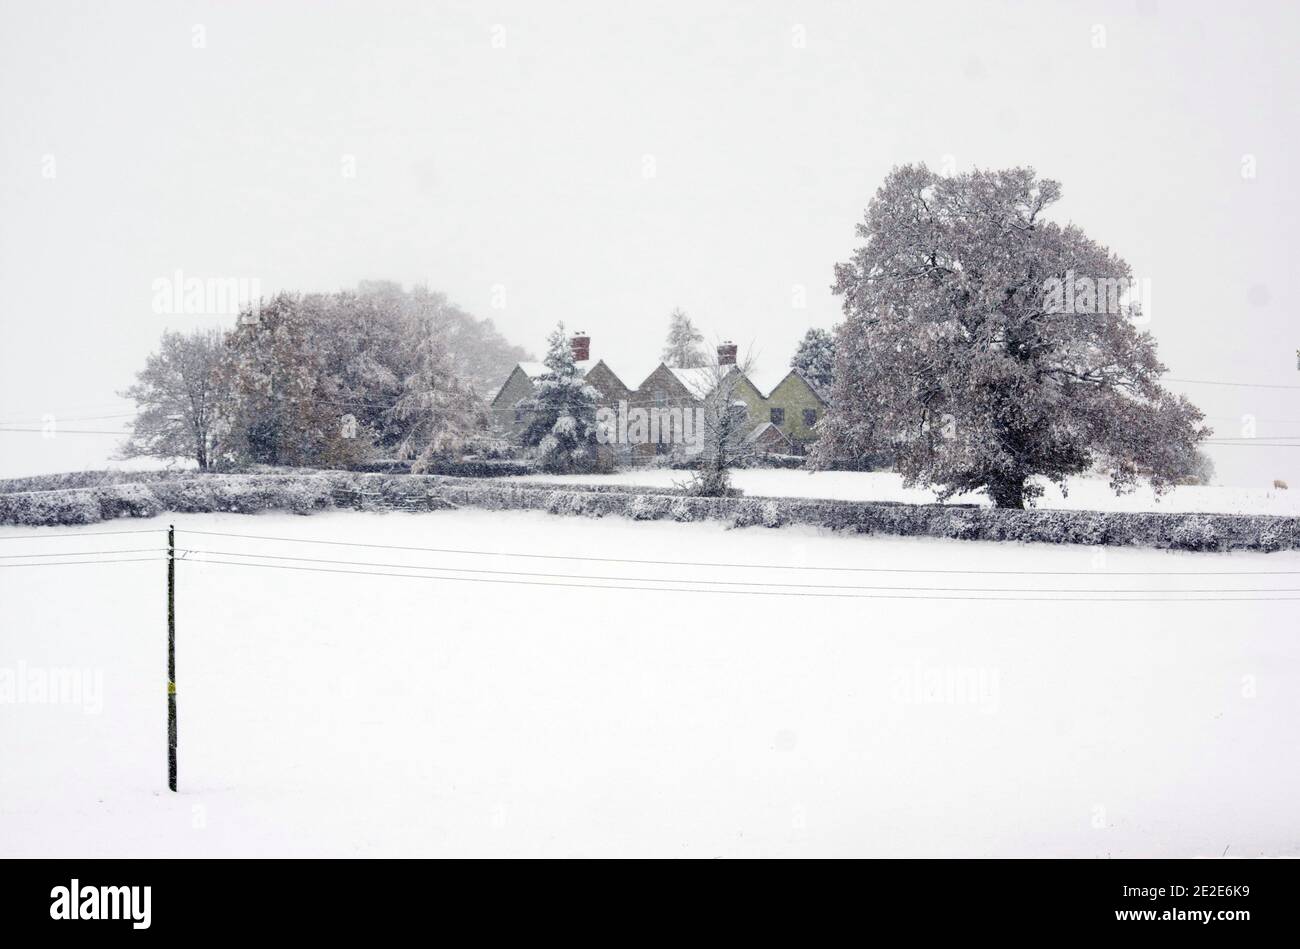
[727,373,766,428]
[636,364,695,406]
[628,364,695,459]
[490,366,536,438]
[494,359,637,464]
[582,361,634,467]
[765,372,827,450]
[490,357,827,462]
[750,423,792,454]
[584,361,633,406]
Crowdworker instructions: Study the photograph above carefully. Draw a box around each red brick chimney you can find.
[717,340,737,366]
[570,331,590,362]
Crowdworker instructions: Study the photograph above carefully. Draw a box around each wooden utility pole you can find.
[167,524,177,792]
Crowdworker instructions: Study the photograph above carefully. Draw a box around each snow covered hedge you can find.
[150,475,335,516]
[0,475,334,526]
[344,459,538,478]
[4,471,1300,553]
[0,488,103,526]
[0,469,204,495]
[426,479,1300,553]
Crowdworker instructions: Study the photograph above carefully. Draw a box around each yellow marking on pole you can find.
[168,680,176,695]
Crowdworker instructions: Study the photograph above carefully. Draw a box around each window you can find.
[770,407,785,426]
[514,408,525,422]
[653,388,666,405]
[803,408,818,428]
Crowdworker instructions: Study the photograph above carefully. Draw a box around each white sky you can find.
[2,0,1297,484]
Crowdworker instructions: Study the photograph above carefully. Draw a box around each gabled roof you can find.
[745,366,785,399]
[666,365,731,399]
[515,359,598,381]
[490,364,534,406]
[744,421,793,446]
[492,357,628,405]
[495,351,827,410]
[582,358,626,384]
[763,367,830,405]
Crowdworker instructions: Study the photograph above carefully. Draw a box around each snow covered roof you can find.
[663,363,797,401]
[615,356,665,391]
[520,359,601,380]
[744,421,791,446]
[745,366,785,399]
[668,365,729,398]
[494,358,617,404]
[497,352,823,407]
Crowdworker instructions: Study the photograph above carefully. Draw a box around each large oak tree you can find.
[815,165,1209,507]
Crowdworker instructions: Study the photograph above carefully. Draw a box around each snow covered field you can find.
[510,468,1300,516]
[2,507,1298,857]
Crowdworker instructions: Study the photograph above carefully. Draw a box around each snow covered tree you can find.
[790,327,836,393]
[661,307,707,368]
[307,285,412,452]
[685,351,758,497]
[815,164,1209,508]
[517,322,602,472]
[1186,449,1216,486]
[118,282,531,470]
[120,329,227,468]
[218,294,372,468]
[304,282,529,455]
[390,312,488,472]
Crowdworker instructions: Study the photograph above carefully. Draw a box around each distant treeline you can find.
[121,281,529,471]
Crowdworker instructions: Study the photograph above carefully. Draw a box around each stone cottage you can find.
[490,332,829,460]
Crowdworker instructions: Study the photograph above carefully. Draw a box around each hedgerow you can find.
[1,471,1296,553]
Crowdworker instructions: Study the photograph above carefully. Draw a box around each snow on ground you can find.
[2,507,1298,857]
[509,468,1300,516]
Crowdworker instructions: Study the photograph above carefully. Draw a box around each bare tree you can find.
[120,329,227,469]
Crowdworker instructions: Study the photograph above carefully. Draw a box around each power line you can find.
[179,546,1300,595]
[0,404,135,423]
[0,557,163,568]
[1204,436,1300,442]
[0,427,130,435]
[0,528,163,541]
[1169,377,1300,391]
[175,527,1300,576]
[1206,416,1300,425]
[184,556,1300,602]
[1202,442,1300,448]
[0,547,160,559]
[0,411,137,425]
